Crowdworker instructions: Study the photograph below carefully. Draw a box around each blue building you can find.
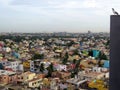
[103,61,109,68]
[93,50,100,58]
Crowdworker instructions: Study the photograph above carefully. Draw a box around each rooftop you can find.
[0,70,16,75]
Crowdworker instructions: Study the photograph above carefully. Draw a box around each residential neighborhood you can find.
[0,32,109,90]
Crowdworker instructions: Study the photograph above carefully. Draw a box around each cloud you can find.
[0,0,13,6]
[52,1,81,8]
[83,0,98,8]
[0,0,50,16]
[0,0,116,32]
[0,0,120,16]
[0,0,100,9]
[47,0,100,9]
[10,0,32,5]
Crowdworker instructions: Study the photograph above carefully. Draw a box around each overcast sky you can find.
[0,0,120,33]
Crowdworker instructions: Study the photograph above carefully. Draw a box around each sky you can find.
[0,0,120,33]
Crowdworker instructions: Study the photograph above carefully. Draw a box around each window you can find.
[31,65,34,67]
[31,68,34,71]
[10,78,12,81]
[4,77,6,79]
[32,83,34,86]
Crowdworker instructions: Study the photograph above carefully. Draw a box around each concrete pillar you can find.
[110,15,120,90]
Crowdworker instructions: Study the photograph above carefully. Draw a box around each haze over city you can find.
[0,0,120,33]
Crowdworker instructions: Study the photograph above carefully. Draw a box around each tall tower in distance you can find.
[88,30,91,34]
[110,15,120,90]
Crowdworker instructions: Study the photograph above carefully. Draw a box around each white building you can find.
[3,61,22,71]
[0,60,9,66]
[9,61,20,71]
[54,64,67,71]
[50,79,57,90]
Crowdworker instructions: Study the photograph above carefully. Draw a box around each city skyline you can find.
[0,0,120,33]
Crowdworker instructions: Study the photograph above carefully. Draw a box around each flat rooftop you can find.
[0,69,16,75]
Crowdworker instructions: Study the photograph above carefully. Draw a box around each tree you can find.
[105,40,109,46]
[71,72,75,78]
[88,50,93,57]
[70,59,82,76]
[73,59,76,64]
[40,63,45,73]
[0,63,4,69]
[47,63,54,77]
[96,51,108,60]
[73,49,79,55]
[98,60,102,67]
[74,59,81,74]
[100,53,108,60]
[62,52,69,64]
[32,53,44,60]
[67,40,75,47]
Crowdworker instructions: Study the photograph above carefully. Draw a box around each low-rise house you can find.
[4,61,22,71]
[83,72,105,80]
[66,78,88,88]
[68,55,80,61]
[23,60,30,68]
[17,73,24,83]
[23,71,36,83]
[28,77,42,88]
[0,60,8,66]
[52,71,71,79]
[92,67,109,73]
[50,78,59,90]
[0,70,17,85]
[54,64,67,71]
[42,78,50,87]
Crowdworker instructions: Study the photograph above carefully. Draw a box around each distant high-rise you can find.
[88,30,91,34]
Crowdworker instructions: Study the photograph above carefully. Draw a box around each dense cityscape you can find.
[0,32,109,90]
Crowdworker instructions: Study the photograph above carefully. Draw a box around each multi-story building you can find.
[5,61,22,71]
[30,60,41,72]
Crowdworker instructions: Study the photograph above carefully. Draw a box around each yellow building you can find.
[23,71,36,83]
[68,55,80,61]
[43,78,50,87]
[88,79,108,90]
[23,61,30,68]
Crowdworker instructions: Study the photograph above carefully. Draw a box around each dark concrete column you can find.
[110,15,120,90]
